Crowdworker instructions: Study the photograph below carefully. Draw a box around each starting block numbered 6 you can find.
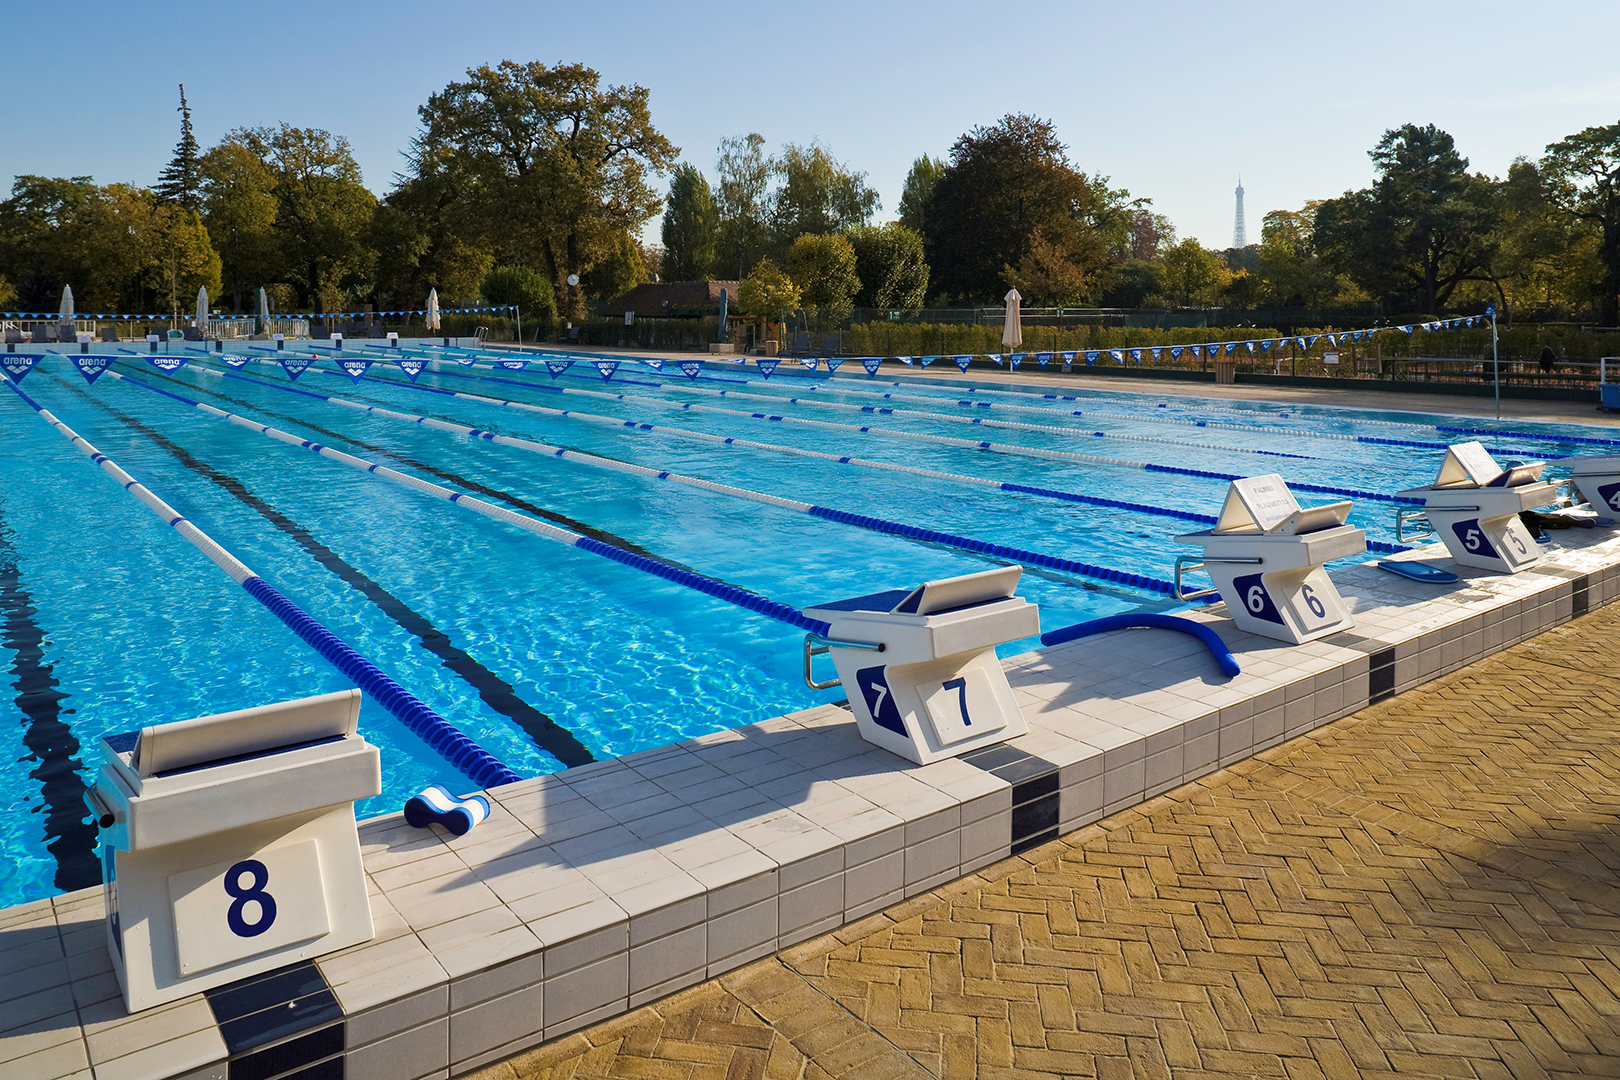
[86,690,380,1012]
[1396,442,1556,574]
[1176,475,1366,644]
[802,566,1038,764]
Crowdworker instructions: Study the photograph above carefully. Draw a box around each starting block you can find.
[802,566,1038,764]
[1396,442,1556,573]
[86,690,380,1012]
[1567,455,1620,517]
[1175,475,1365,643]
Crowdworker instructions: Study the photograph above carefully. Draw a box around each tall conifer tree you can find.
[155,85,203,212]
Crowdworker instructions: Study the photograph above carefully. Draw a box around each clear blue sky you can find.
[3,0,1616,251]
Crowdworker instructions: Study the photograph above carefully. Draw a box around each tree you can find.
[715,133,771,278]
[788,232,859,328]
[406,61,677,318]
[1315,123,1500,313]
[897,155,945,233]
[768,143,878,252]
[1004,228,1094,305]
[482,265,556,325]
[736,257,800,340]
[661,163,718,280]
[200,140,278,312]
[846,223,928,309]
[1541,122,1620,325]
[1159,239,1228,307]
[1255,202,1349,308]
[922,114,1111,303]
[155,85,203,213]
[581,231,647,299]
[146,205,222,321]
[226,125,376,312]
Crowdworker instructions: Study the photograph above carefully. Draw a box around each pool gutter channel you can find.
[10,526,1620,1080]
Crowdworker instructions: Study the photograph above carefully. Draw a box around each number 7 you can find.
[943,677,971,727]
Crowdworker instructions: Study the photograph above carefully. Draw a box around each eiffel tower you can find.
[1233,176,1247,249]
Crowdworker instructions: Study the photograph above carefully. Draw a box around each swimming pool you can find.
[3,342,1613,909]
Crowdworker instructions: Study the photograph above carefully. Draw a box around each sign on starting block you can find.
[86,690,380,1012]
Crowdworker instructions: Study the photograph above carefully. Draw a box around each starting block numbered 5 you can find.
[87,690,380,1012]
[1176,475,1366,644]
[1397,442,1556,574]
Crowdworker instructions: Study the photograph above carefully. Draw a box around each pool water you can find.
[2,344,1613,908]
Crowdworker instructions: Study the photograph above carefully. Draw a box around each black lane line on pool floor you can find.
[0,496,100,892]
[52,375,596,768]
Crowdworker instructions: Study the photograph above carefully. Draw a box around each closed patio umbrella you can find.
[1002,288,1022,349]
[196,286,209,328]
[426,288,441,331]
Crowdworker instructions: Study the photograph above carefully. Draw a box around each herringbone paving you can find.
[472,604,1620,1080]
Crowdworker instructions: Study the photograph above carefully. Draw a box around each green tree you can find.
[1315,123,1500,313]
[0,275,14,308]
[736,256,800,340]
[1159,239,1228,306]
[146,205,222,321]
[846,222,928,309]
[1255,202,1350,308]
[923,114,1111,303]
[581,231,648,299]
[768,143,878,252]
[370,171,492,311]
[482,264,557,326]
[155,85,203,213]
[1541,122,1620,325]
[1004,228,1095,305]
[897,155,945,233]
[200,140,278,312]
[661,163,718,280]
[715,133,771,278]
[788,232,859,328]
[406,60,677,318]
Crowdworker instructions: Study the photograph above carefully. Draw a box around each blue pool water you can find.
[3,343,1616,908]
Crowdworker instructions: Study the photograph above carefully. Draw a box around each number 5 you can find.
[1464,528,1482,551]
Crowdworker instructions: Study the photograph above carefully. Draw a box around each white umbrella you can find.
[59,285,74,317]
[257,287,269,321]
[426,288,441,331]
[196,286,209,327]
[1002,288,1023,349]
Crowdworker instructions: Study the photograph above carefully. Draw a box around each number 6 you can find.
[1247,585,1266,613]
[1301,583,1326,618]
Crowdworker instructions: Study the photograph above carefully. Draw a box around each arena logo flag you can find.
[223,355,249,368]
[987,353,1004,366]
[397,359,426,382]
[280,354,314,381]
[72,355,112,385]
[1,354,38,382]
[545,360,574,379]
[454,356,478,367]
[895,356,914,366]
[1085,351,1099,366]
[954,355,973,372]
[679,360,704,379]
[1109,350,1124,362]
[1035,352,1052,369]
[797,357,819,371]
[1170,346,1185,361]
[825,358,846,373]
[919,355,938,368]
[339,358,373,382]
[1150,348,1163,362]
[594,361,620,380]
[496,360,528,371]
[1009,353,1024,370]
[1223,342,1240,356]
[149,355,187,373]
[861,357,883,376]
[756,358,781,378]
[644,358,664,373]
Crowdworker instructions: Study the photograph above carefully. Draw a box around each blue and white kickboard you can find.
[404,785,490,835]
[1376,561,1459,585]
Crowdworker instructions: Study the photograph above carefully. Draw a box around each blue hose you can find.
[1040,613,1240,677]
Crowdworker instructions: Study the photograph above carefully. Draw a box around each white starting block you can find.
[1567,455,1620,517]
[1396,442,1557,573]
[802,566,1038,764]
[1175,475,1365,644]
[86,690,380,1012]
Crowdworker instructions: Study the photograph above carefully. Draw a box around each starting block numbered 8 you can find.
[802,566,1038,764]
[1175,475,1365,644]
[86,690,380,1012]
[1396,442,1556,573]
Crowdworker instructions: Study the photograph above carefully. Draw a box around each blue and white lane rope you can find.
[103,368,830,633]
[402,363,1419,506]
[177,363,1200,598]
[330,365,1412,555]
[0,372,522,790]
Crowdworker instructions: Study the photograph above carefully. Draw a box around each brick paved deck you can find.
[472,601,1620,1080]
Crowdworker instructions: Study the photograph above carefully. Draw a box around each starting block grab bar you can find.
[1172,554,1262,602]
[802,633,885,690]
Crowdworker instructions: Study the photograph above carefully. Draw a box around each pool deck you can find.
[6,517,1620,1080]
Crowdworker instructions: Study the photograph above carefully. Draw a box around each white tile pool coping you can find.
[6,530,1620,1080]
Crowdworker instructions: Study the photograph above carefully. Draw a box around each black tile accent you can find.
[270,1058,344,1080]
[229,1023,344,1080]
[207,962,342,1057]
[1012,827,1059,856]
[1012,773,1058,803]
[1572,575,1590,618]
[961,744,1061,785]
[1368,647,1397,705]
[1010,772,1060,853]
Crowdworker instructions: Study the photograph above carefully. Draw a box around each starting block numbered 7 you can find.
[86,690,380,1012]
[1175,475,1366,644]
[1396,442,1556,573]
[802,566,1038,765]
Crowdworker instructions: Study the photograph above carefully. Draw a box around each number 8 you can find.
[224,859,278,938]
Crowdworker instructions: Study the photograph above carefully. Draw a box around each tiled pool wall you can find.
[5,532,1620,1080]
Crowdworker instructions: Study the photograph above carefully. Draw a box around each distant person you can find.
[1540,345,1556,373]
